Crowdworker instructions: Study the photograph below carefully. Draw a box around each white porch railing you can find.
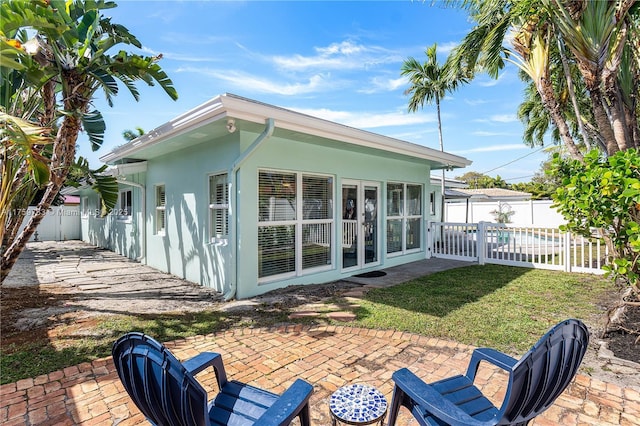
[343,220,358,248]
[428,221,608,275]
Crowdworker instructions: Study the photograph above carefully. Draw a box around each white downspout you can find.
[224,118,275,300]
[116,179,146,263]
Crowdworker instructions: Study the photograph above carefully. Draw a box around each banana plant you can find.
[0,0,178,283]
[0,112,52,252]
[65,157,119,217]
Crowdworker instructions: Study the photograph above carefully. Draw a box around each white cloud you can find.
[477,71,508,87]
[288,107,437,129]
[271,40,401,72]
[359,76,408,94]
[490,114,518,123]
[464,98,491,106]
[434,41,458,55]
[176,67,338,95]
[451,143,528,154]
[472,130,519,137]
[473,114,518,124]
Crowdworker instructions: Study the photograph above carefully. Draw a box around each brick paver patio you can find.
[2,325,639,425]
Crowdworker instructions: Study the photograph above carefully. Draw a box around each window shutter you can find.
[209,174,229,239]
[155,185,166,234]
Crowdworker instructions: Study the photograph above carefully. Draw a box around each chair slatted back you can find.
[500,319,589,425]
[113,333,209,426]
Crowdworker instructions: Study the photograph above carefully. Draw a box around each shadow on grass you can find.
[356,264,529,318]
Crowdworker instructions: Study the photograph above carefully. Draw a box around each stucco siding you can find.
[143,134,238,294]
[234,133,431,298]
[80,172,144,260]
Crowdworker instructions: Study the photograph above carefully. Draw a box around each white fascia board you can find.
[114,161,148,176]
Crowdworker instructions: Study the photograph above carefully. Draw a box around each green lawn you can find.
[0,264,611,384]
[351,264,610,354]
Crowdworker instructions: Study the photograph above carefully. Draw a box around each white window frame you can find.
[208,173,229,242]
[386,182,423,256]
[155,184,166,235]
[117,189,132,222]
[257,169,334,283]
[430,191,437,216]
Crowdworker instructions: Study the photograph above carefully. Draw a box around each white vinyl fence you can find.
[445,200,565,227]
[428,221,608,274]
[16,205,81,241]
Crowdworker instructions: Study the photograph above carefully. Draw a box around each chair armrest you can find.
[182,352,228,388]
[466,348,517,381]
[256,379,313,426]
[392,368,492,426]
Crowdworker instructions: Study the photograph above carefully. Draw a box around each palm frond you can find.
[81,110,106,151]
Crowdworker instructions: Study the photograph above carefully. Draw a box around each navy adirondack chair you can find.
[387,319,589,426]
[112,332,313,426]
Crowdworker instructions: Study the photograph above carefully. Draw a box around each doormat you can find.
[354,271,387,278]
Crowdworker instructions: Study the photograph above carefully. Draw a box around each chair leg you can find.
[298,403,311,426]
[386,386,404,426]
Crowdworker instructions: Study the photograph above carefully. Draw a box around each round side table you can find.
[329,383,388,425]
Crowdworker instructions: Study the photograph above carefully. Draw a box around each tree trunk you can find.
[607,89,631,152]
[589,89,619,156]
[0,115,81,283]
[557,36,592,150]
[538,77,584,161]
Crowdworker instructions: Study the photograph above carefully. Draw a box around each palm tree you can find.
[401,43,469,221]
[122,127,145,142]
[442,0,639,329]
[444,0,639,158]
[0,0,178,283]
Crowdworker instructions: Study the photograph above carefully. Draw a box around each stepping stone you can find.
[78,283,110,290]
[342,290,367,298]
[288,311,322,319]
[65,277,97,285]
[326,311,357,322]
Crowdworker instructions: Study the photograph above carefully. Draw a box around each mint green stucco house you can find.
[79,94,471,299]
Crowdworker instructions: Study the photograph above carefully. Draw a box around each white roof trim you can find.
[114,161,148,176]
[101,93,471,168]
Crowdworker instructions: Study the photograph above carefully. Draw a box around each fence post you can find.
[564,231,571,272]
[478,221,486,265]
[426,221,432,259]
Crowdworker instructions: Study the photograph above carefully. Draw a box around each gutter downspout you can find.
[224,118,275,300]
[116,178,146,263]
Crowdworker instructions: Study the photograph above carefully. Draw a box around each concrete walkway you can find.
[1,325,639,425]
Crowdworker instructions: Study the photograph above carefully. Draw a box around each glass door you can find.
[363,184,379,265]
[342,181,379,270]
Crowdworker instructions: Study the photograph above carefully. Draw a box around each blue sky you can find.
[80,0,550,182]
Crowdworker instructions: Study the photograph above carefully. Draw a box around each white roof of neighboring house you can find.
[448,188,532,201]
[101,93,472,170]
[430,176,468,189]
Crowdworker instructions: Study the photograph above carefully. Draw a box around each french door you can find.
[341,180,380,270]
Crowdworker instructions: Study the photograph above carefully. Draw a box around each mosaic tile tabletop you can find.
[329,384,388,424]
